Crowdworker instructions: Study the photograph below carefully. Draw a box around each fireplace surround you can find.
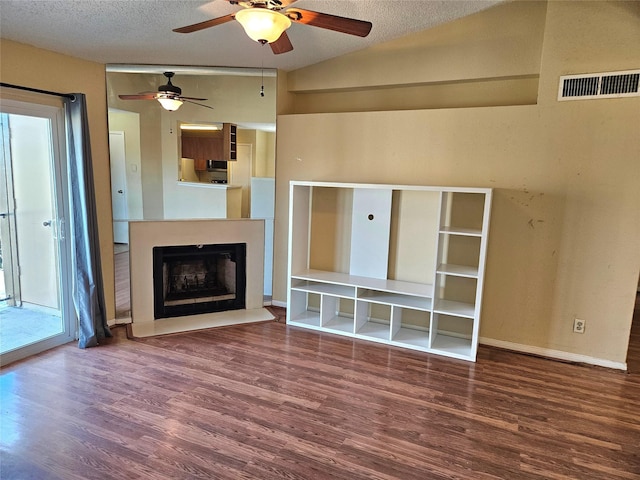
[129,219,272,337]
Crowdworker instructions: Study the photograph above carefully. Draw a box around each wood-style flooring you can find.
[114,250,130,319]
[1,303,639,479]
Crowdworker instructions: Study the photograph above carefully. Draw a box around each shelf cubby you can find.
[288,290,321,328]
[390,307,430,350]
[433,273,477,318]
[439,192,487,233]
[355,302,391,342]
[430,313,474,359]
[321,296,355,334]
[436,233,481,272]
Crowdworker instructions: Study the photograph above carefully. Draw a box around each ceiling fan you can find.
[173,0,373,55]
[118,72,212,111]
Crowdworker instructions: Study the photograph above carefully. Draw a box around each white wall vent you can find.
[558,70,640,101]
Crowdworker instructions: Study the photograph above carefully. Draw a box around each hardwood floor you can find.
[114,250,130,318]
[1,305,639,479]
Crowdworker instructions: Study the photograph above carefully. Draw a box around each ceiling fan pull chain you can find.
[260,59,265,97]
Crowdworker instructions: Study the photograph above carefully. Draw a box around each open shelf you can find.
[290,310,321,328]
[433,299,475,318]
[355,301,391,341]
[439,226,482,237]
[293,269,433,298]
[392,327,430,349]
[430,332,473,359]
[436,263,478,278]
[358,289,432,311]
[323,314,354,334]
[355,320,391,341]
[291,279,355,297]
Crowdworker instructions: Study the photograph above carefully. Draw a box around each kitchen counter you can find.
[177,181,241,190]
[168,181,242,218]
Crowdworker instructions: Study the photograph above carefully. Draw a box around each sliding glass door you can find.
[0,100,74,365]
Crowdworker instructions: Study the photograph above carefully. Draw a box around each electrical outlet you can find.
[573,318,586,334]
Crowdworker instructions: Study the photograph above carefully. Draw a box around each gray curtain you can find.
[64,94,111,348]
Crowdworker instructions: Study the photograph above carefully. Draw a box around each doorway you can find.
[0,100,74,366]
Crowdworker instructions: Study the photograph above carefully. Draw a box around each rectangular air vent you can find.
[558,70,639,101]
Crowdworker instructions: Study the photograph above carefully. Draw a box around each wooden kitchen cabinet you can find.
[181,123,237,168]
[223,123,237,161]
[181,135,223,170]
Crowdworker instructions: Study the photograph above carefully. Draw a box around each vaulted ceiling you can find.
[0,0,504,71]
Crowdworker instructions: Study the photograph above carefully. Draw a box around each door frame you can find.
[0,117,20,306]
[109,130,129,244]
[0,98,75,366]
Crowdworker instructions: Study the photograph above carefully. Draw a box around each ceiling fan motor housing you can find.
[159,72,182,96]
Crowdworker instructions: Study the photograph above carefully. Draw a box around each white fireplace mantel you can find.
[128,219,273,337]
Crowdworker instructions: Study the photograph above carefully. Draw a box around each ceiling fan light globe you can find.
[235,8,291,44]
[157,97,184,111]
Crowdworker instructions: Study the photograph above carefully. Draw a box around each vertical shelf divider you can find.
[390,306,402,341]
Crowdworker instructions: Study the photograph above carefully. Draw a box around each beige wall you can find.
[0,39,115,321]
[107,73,165,220]
[285,0,547,113]
[273,1,640,366]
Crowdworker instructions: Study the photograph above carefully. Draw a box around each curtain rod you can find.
[0,82,76,100]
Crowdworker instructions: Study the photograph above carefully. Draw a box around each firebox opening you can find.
[153,243,246,319]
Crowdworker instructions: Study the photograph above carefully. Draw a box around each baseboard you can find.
[108,317,132,327]
[480,337,627,371]
[271,299,287,308]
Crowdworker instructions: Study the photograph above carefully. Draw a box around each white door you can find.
[109,131,128,243]
[10,113,60,308]
[0,100,74,366]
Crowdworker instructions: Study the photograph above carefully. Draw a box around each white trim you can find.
[480,337,627,371]
[271,299,288,308]
[108,317,132,326]
[290,180,491,194]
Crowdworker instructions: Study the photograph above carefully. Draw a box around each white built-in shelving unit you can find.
[286,181,492,362]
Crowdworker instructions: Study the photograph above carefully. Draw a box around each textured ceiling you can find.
[0,0,504,72]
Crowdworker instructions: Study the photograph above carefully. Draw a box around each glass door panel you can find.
[0,101,74,365]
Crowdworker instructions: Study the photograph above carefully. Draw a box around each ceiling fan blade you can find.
[180,96,208,101]
[118,94,158,100]
[222,0,299,6]
[183,100,214,110]
[270,31,293,54]
[173,13,235,34]
[272,0,299,6]
[286,8,372,37]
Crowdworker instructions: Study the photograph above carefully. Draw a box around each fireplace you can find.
[153,243,246,319]
[130,219,270,338]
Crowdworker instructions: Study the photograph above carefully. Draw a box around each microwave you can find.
[206,160,227,171]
